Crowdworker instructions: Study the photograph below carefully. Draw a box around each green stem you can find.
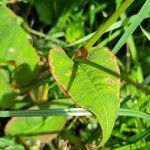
[0,58,7,64]
[84,0,134,49]
[0,58,16,67]
[121,13,144,83]
[22,23,66,45]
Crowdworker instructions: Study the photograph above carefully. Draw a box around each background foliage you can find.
[0,0,150,149]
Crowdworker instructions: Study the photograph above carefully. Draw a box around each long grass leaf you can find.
[112,0,150,54]
[0,108,150,124]
[140,25,150,41]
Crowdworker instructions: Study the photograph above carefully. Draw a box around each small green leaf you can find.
[140,25,150,41]
[0,138,24,150]
[49,47,120,146]
[0,69,14,108]
[5,99,73,137]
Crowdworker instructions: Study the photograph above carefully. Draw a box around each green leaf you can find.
[0,6,38,83]
[0,69,14,108]
[49,47,120,146]
[65,12,85,43]
[5,99,73,137]
[0,138,24,150]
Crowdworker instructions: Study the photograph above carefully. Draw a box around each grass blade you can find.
[140,25,150,41]
[0,108,150,123]
[118,108,150,122]
[84,0,134,49]
[112,0,150,54]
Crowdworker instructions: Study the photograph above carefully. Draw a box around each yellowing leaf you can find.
[49,47,120,146]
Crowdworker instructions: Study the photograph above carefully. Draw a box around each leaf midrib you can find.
[79,63,109,140]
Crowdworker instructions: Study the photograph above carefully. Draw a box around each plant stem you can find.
[0,58,16,67]
[76,59,150,94]
[84,0,134,50]
[98,29,122,47]
[22,23,66,45]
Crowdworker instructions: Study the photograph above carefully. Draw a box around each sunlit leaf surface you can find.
[49,47,120,146]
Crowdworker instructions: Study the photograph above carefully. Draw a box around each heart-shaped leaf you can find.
[49,47,120,146]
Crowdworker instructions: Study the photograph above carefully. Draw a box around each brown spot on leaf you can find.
[111,55,117,62]
[103,47,120,98]
[106,78,115,84]
[104,47,117,62]
[117,79,120,98]
[65,71,72,77]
